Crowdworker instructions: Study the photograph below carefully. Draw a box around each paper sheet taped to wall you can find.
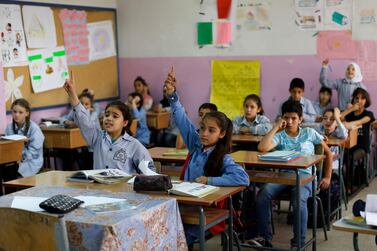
[210,60,260,119]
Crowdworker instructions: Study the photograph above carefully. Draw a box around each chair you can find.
[0,207,69,251]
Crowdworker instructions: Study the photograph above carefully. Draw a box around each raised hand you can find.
[63,72,80,106]
[322,58,329,66]
[164,66,176,96]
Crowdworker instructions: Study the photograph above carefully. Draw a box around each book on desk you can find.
[67,169,133,184]
[169,182,219,198]
[258,150,302,162]
[162,148,189,156]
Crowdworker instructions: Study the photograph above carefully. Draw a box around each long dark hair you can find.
[243,94,264,115]
[134,76,150,95]
[352,88,371,108]
[128,92,144,110]
[11,98,31,136]
[105,101,132,135]
[202,111,233,177]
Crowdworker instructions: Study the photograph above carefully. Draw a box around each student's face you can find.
[353,93,366,109]
[103,106,128,135]
[282,112,302,134]
[199,117,225,148]
[346,64,356,79]
[12,105,29,125]
[289,88,304,101]
[198,108,211,122]
[134,81,144,94]
[80,96,92,110]
[243,99,260,121]
[322,111,336,132]
[319,91,331,105]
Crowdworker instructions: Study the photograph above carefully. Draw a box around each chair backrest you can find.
[154,161,162,174]
[315,144,324,179]
[0,207,69,251]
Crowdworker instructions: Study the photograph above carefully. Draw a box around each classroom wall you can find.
[0,63,5,133]
[1,0,117,129]
[117,0,377,120]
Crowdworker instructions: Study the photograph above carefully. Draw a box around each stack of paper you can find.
[258,151,302,162]
[365,194,377,226]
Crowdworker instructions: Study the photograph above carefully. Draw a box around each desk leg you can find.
[339,146,348,211]
[295,170,302,250]
[311,167,317,251]
[199,206,205,251]
[228,197,233,251]
[353,233,360,251]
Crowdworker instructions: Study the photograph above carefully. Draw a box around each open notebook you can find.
[169,182,219,198]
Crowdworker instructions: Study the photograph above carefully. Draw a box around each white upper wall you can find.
[117,0,317,58]
[13,0,117,8]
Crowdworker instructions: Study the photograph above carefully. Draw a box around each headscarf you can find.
[345,62,363,83]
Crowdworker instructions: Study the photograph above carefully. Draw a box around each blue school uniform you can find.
[131,107,151,146]
[60,109,100,129]
[312,101,332,116]
[168,92,249,187]
[277,97,317,122]
[320,67,366,111]
[5,121,44,177]
[232,114,272,135]
[72,103,155,173]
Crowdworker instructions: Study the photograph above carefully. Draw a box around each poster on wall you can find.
[236,0,272,31]
[22,6,57,49]
[356,40,377,82]
[27,46,69,93]
[59,9,90,65]
[352,0,377,40]
[210,60,260,119]
[294,0,323,31]
[0,4,28,67]
[317,31,357,60]
[323,0,352,30]
[87,20,116,61]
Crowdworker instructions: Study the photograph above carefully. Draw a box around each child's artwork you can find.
[27,46,69,93]
[22,6,57,49]
[294,0,324,31]
[197,22,213,46]
[237,0,272,31]
[87,20,116,61]
[0,4,28,67]
[210,60,260,119]
[59,9,89,65]
[352,0,377,40]
[4,68,24,103]
[323,0,352,30]
[216,21,232,47]
[317,31,357,60]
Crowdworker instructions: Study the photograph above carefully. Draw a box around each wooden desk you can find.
[232,134,263,144]
[0,140,24,164]
[4,170,244,251]
[148,147,188,164]
[147,111,171,129]
[333,218,377,251]
[42,127,87,149]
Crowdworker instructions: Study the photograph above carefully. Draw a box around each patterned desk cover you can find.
[0,186,188,251]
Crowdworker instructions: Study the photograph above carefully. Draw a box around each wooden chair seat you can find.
[179,205,229,225]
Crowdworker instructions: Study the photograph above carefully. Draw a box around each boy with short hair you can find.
[277,78,317,122]
[256,100,333,248]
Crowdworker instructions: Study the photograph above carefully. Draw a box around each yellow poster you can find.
[210,60,260,119]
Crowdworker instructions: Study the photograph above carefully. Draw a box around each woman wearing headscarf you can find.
[319,59,367,111]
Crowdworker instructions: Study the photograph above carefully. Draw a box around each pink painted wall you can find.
[0,63,5,133]
[119,56,377,121]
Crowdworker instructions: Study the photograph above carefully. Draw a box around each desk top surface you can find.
[232,134,263,143]
[148,147,188,162]
[4,171,245,206]
[230,151,324,169]
[333,218,377,235]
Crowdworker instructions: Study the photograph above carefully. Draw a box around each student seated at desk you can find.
[314,107,348,171]
[81,88,103,114]
[134,76,153,111]
[60,90,100,129]
[276,78,317,123]
[312,86,333,121]
[255,100,332,248]
[232,94,272,135]
[164,67,249,246]
[63,78,155,173]
[127,92,151,146]
[5,99,44,178]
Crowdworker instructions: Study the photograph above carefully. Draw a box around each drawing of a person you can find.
[16,33,22,47]
[5,23,12,32]
[1,32,5,43]
[13,48,18,58]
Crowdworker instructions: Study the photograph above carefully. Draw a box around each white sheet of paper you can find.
[74,196,126,207]
[1,134,27,140]
[138,160,159,176]
[11,196,47,212]
[366,212,377,226]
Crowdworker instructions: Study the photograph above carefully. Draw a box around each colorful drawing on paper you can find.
[210,60,260,119]
[323,0,352,30]
[294,0,323,31]
[217,0,232,19]
[237,0,271,31]
[352,0,377,40]
[27,46,69,93]
[22,6,57,49]
[0,4,28,67]
[356,40,377,81]
[216,21,232,47]
[197,22,213,45]
[87,20,116,61]
[4,68,23,103]
[317,31,357,60]
[59,9,89,65]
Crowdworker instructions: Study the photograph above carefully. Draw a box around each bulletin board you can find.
[2,1,119,111]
